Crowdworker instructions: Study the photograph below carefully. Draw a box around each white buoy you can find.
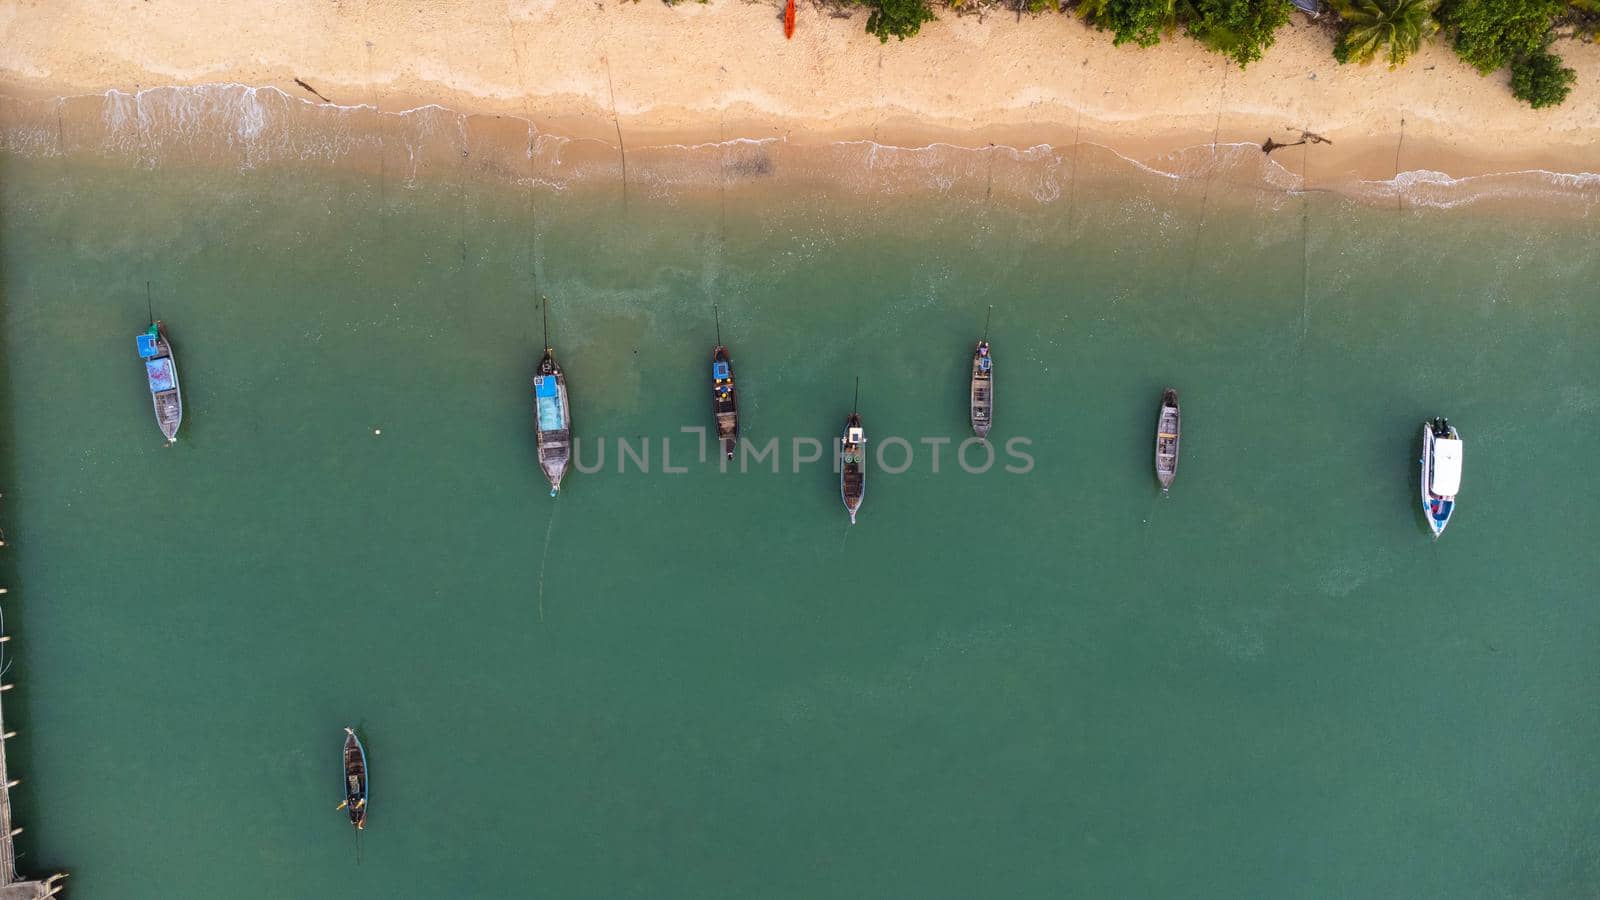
[374,428,382,436]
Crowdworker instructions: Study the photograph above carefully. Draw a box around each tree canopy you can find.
[1437,0,1563,72]
[1510,47,1577,106]
[858,0,938,41]
[1184,0,1295,67]
[1078,0,1180,47]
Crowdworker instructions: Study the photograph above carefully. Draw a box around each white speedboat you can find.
[1420,417,1461,537]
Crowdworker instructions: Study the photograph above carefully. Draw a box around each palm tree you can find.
[1330,0,1439,67]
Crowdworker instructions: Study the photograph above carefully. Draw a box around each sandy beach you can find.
[1,0,1597,189]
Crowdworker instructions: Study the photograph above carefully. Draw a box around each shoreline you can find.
[1,1,1598,206]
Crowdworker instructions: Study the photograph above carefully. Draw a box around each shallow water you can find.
[1,143,1599,898]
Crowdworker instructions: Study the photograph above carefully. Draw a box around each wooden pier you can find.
[0,501,67,898]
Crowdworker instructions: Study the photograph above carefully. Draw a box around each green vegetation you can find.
[1510,46,1577,104]
[1571,0,1600,38]
[1075,0,1291,63]
[858,0,938,41]
[685,0,1583,107]
[1437,0,1563,71]
[1185,0,1294,66]
[1078,0,1179,46]
[1330,0,1440,66]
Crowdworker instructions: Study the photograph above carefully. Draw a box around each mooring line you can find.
[536,497,559,622]
[363,40,387,215]
[1065,58,1088,233]
[1180,65,1229,304]
[1392,115,1407,213]
[1298,138,1312,350]
[604,55,628,213]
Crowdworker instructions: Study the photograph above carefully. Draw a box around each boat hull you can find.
[1155,388,1180,490]
[534,351,572,496]
[712,347,739,460]
[970,342,992,437]
[138,323,183,443]
[342,728,368,830]
[1420,421,1460,537]
[840,413,865,524]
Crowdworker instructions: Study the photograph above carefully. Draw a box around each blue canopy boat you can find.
[533,299,572,497]
[338,727,368,831]
[712,351,739,459]
[534,350,571,496]
[136,322,182,443]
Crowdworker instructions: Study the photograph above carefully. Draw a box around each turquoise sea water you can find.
[2,132,1600,898]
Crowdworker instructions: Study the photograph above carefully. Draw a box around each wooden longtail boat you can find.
[711,307,739,459]
[1155,388,1181,491]
[969,306,993,437]
[534,349,571,496]
[136,321,183,444]
[338,727,368,831]
[534,301,572,496]
[785,0,796,38]
[970,341,992,437]
[840,379,865,524]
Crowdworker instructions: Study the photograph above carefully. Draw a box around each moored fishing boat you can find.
[970,341,992,437]
[136,320,183,444]
[534,301,572,496]
[840,379,865,524]
[711,307,739,459]
[1155,388,1180,490]
[534,349,571,496]
[970,306,993,437]
[1420,417,1461,537]
[338,727,368,831]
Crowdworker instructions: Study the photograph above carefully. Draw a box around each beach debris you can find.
[293,78,332,104]
[1262,130,1333,154]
